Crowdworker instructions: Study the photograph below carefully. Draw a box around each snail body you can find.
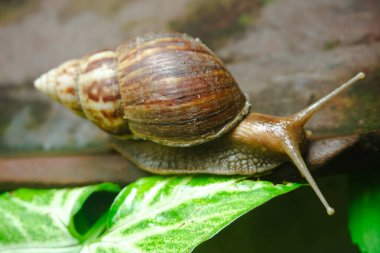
[111,112,305,175]
[35,33,366,215]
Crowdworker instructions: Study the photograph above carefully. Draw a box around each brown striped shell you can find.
[34,33,250,147]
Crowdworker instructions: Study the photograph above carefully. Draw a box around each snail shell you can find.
[35,33,250,147]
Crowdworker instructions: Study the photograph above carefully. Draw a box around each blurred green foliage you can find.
[349,172,380,253]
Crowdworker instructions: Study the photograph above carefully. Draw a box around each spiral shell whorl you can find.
[35,59,84,116]
[35,33,249,146]
[34,51,130,135]
[116,33,249,146]
[77,50,130,135]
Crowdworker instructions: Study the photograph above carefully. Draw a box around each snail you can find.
[34,33,366,215]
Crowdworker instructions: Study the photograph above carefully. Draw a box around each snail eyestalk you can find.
[292,72,365,126]
[282,136,335,215]
[286,72,365,215]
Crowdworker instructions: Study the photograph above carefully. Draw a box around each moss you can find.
[0,0,40,25]
[169,0,265,50]
[323,40,341,51]
[344,70,380,132]
[261,0,274,6]
[59,0,130,20]
[121,20,140,35]
[238,13,253,26]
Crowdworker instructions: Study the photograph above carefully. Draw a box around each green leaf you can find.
[0,183,120,253]
[0,177,299,253]
[83,176,299,253]
[349,173,380,253]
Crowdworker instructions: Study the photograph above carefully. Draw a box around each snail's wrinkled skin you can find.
[34,32,366,215]
[111,113,307,175]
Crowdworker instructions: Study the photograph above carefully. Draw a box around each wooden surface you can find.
[2,134,379,189]
[0,153,147,189]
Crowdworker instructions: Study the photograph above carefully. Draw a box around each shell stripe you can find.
[117,36,209,63]
[119,46,217,76]
[77,50,129,134]
[113,33,247,145]
[125,86,243,124]
[36,60,85,116]
[121,67,234,104]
